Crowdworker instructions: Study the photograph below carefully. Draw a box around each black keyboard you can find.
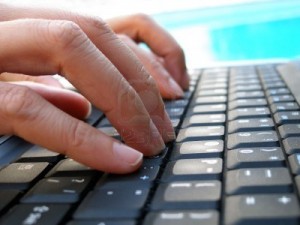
[1,62,300,225]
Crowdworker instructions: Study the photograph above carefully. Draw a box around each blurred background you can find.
[3,0,300,68]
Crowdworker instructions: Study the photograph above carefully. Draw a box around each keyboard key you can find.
[225,194,300,225]
[166,108,185,119]
[151,181,221,210]
[194,96,227,105]
[226,168,293,195]
[228,118,274,133]
[67,220,136,225]
[288,154,300,175]
[85,107,103,126]
[187,104,226,115]
[0,162,49,190]
[182,114,225,128]
[162,159,222,181]
[228,107,270,120]
[227,147,285,169]
[229,91,264,100]
[198,89,227,96]
[227,131,279,149]
[296,176,300,197]
[270,102,299,113]
[18,145,61,163]
[268,95,295,104]
[46,158,96,177]
[100,165,160,186]
[266,88,290,96]
[74,187,149,219]
[282,137,300,155]
[0,190,20,213]
[278,124,300,139]
[165,99,188,109]
[274,111,300,125]
[0,204,70,225]
[176,126,224,142]
[170,140,223,160]
[229,99,267,110]
[144,210,219,225]
[21,176,92,203]
[230,84,262,92]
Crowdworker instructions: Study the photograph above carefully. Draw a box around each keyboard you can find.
[1,61,300,225]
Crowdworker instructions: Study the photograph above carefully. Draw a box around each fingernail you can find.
[169,78,184,97]
[113,142,143,166]
[84,101,92,119]
[149,120,166,153]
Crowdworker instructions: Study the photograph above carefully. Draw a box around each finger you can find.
[107,14,190,90]
[0,19,165,155]
[10,81,91,120]
[119,34,183,99]
[0,82,143,173]
[0,72,63,87]
[0,4,175,145]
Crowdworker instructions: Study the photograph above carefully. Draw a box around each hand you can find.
[108,14,190,99]
[0,3,176,173]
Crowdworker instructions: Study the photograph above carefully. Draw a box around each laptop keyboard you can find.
[0,63,300,225]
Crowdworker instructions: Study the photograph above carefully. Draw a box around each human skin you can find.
[0,3,189,173]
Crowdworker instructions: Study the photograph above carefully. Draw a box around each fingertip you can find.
[112,142,143,168]
[181,71,190,91]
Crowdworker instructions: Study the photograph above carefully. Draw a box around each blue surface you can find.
[153,1,300,62]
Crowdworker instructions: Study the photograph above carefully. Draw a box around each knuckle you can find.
[2,85,37,121]
[149,59,162,72]
[67,121,90,151]
[46,20,86,50]
[132,13,152,25]
[76,14,113,37]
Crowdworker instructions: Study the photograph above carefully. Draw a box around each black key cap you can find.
[162,159,222,181]
[288,154,300,175]
[151,181,221,210]
[225,194,300,225]
[182,114,225,128]
[229,91,264,101]
[198,89,227,96]
[166,108,185,119]
[194,96,227,105]
[170,140,223,160]
[74,187,149,219]
[68,220,136,225]
[266,88,290,96]
[165,99,188,109]
[228,107,270,120]
[144,210,219,225]
[229,99,267,110]
[296,176,300,197]
[176,126,224,142]
[22,176,92,203]
[0,204,70,225]
[18,145,61,163]
[100,165,160,186]
[46,158,95,177]
[269,95,295,104]
[227,131,279,149]
[278,124,300,139]
[271,102,299,113]
[226,168,292,195]
[227,147,285,169]
[282,137,300,155]
[187,104,226,115]
[143,147,169,166]
[228,118,274,133]
[0,190,20,213]
[0,162,49,190]
[274,111,300,125]
[0,135,10,145]
[85,107,103,126]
